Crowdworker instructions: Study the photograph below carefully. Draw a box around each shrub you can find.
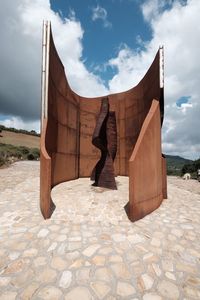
[0,156,6,167]
[181,158,200,179]
[27,153,35,160]
[18,146,29,155]
[31,148,40,159]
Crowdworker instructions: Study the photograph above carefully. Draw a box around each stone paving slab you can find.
[0,161,200,299]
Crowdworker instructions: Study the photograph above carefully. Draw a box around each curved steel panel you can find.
[40,22,167,220]
[126,100,163,221]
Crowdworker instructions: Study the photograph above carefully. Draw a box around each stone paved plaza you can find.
[0,161,200,299]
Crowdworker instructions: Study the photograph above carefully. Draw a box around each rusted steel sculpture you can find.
[91,98,117,189]
[40,21,167,221]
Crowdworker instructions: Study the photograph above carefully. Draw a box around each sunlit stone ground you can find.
[0,161,200,299]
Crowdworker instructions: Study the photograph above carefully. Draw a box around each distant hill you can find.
[0,129,40,149]
[165,154,193,175]
[0,124,40,137]
[0,125,197,176]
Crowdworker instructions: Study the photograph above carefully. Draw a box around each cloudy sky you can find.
[0,0,199,159]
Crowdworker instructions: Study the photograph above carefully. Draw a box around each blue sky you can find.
[50,0,152,83]
[176,96,191,107]
[50,1,150,56]
[0,0,199,159]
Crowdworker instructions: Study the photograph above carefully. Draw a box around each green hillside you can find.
[0,125,40,167]
[165,154,193,175]
[165,155,200,178]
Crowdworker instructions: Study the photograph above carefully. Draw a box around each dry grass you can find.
[0,130,40,148]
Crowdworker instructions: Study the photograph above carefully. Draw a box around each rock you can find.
[37,286,63,300]
[183,284,200,298]
[95,267,113,282]
[67,242,82,251]
[98,247,113,255]
[171,229,183,237]
[49,225,60,231]
[109,255,123,263]
[176,261,196,273]
[111,263,131,280]
[9,252,20,260]
[59,271,72,288]
[131,261,145,276]
[66,251,80,260]
[91,281,111,299]
[20,282,40,300]
[151,263,162,277]
[57,243,67,255]
[68,236,82,242]
[69,259,84,269]
[56,234,67,242]
[82,244,101,257]
[65,287,92,300]
[143,253,158,263]
[157,280,179,299]
[3,259,29,275]
[186,276,200,286]
[33,256,47,267]
[143,293,162,300]
[51,257,68,271]
[165,272,176,280]
[0,277,11,286]
[37,228,49,238]
[92,255,106,266]
[10,268,34,288]
[37,267,57,283]
[23,248,38,257]
[76,268,91,284]
[138,274,154,290]
[127,234,144,244]
[161,260,174,272]
[112,233,126,242]
[0,291,17,300]
[47,242,58,252]
[150,238,161,247]
[117,281,135,297]
[100,233,111,240]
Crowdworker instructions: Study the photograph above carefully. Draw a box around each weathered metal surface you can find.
[40,22,167,221]
[91,98,117,189]
[126,100,163,221]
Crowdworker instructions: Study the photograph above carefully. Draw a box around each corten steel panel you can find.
[126,100,163,221]
[40,119,55,218]
[40,23,80,218]
[40,21,167,220]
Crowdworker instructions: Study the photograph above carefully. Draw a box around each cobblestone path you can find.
[0,161,200,299]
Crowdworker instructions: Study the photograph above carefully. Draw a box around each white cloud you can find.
[141,0,173,22]
[91,5,112,28]
[0,0,108,132]
[107,0,200,159]
[0,116,40,133]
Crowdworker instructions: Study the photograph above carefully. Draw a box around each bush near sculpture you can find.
[0,143,40,167]
[181,158,200,179]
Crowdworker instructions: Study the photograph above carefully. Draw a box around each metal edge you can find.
[44,21,50,119]
[41,21,47,131]
[41,20,50,132]
[159,46,164,89]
